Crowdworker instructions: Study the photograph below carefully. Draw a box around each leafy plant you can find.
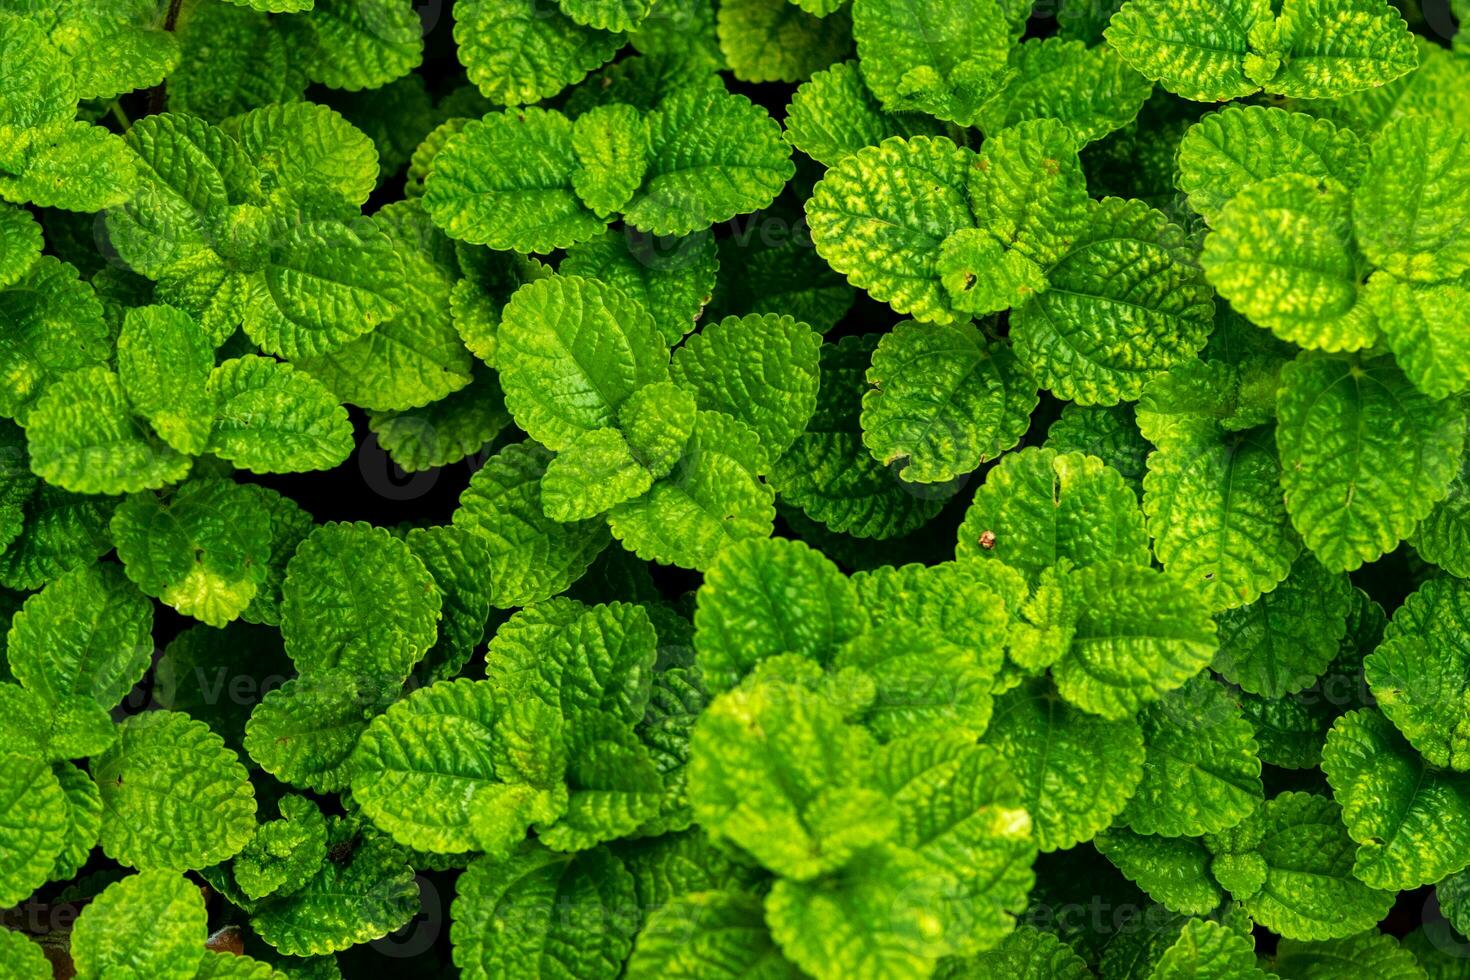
[2,0,1470,978]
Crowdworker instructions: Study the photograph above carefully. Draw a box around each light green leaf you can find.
[225,101,379,212]
[783,59,943,167]
[1044,403,1152,496]
[1150,919,1271,980]
[1273,931,1428,980]
[560,0,652,31]
[1213,554,1352,697]
[0,201,40,288]
[626,889,800,980]
[1276,352,1465,570]
[984,678,1146,851]
[1323,708,1470,891]
[561,230,719,346]
[1365,273,1470,400]
[617,380,697,479]
[0,255,108,423]
[717,0,852,84]
[367,367,511,473]
[0,485,116,592]
[424,109,608,253]
[452,846,636,980]
[26,367,191,495]
[281,522,441,683]
[694,536,865,693]
[117,305,216,456]
[1203,791,1393,939]
[403,524,497,684]
[1105,0,1270,101]
[956,447,1150,583]
[206,356,354,475]
[51,761,102,881]
[541,428,652,523]
[1119,675,1263,836]
[690,678,892,879]
[0,120,135,213]
[1201,175,1375,352]
[1012,197,1214,404]
[1177,105,1366,225]
[0,929,48,980]
[453,0,624,107]
[1271,0,1419,99]
[936,926,1091,980]
[622,86,793,236]
[95,711,257,871]
[234,795,327,902]
[607,412,775,570]
[170,1,310,121]
[0,752,65,908]
[290,0,424,92]
[1414,433,1470,577]
[111,479,271,627]
[238,486,314,628]
[861,321,1037,484]
[1365,577,1470,770]
[976,38,1153,144]
[498,274,669,451]
[851,0,1014,125]
[806,135,975,323]
[243,674,377,793]
[70,871,205,980]
[7,562,152,709]
[1095,828,1225,915]
[453,441,610,607]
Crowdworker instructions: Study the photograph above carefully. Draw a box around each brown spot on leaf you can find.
[979,530,997,550]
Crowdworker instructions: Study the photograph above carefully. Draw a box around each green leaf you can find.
[1049,562,1219,721]
[694,536,865,693]
[111,480,272,627]
[1044,403,1151,496]
[1203,791,1393,939]
[251,817,418,956]
[560,0,652,31]
[1095,828,1224,915]
[1271,0,1420,99]
[403,524,496,684]
[806,135,976,323]
[452,846,636,980]
[976,38,1153,144]
[1213,554,1353,697]
[453,0,624,107]
[290,0,424,92]
[1119,675,1263,836]
[0,121,136,213]
[225,102,379,212]
[984,678,1145,851]
[1105,0,1271,101]
[0,485,116,592]
[0,752,65,908]
[1323,708,1470,891]
[608,411,775,570]
[937,926,1091,980]
[366,367,511,473]
[453,441,610,608]
[117,305,216,456]
[622,86,793,236]
[169,1,310,121]
[0,255,109,423]
[861,321,1037,484]
[717,0,852,84]
[617,380,697,479]
[851,0,1014,125]
[783,59,943,168]
[235,796,328,901]
[1011,197,1214,404]
[1276,352,1465,571]
[561,230,719,346]
[51,762,103,881]
[27,366,191,495]
[537,719,662,851]
[349,678,508,854]
[450,246,552,367]
[244,674,377,793]
[1365,273,1470,400]
[1273,931,1428,980]
[0,202,40,288]
[7,562,152,709]
[281,522,441,684]
[542,428,653,522]
[1150,919,1271,980]
[1201,175,1376,352]
[239,486,314,628]
[671,312,820,457]
[1365,577,1470,770]
[70,871,205,980]
[206,356,354,474]
[424,109,608,253]
[1177,105,1366,226]
[95,710,257,871]
[690,678,893,879]
[956,447,1150,583]
[626,889,800,979]
[0,928,48,980]
[497,274,669,452]
[1414,433,1470,578]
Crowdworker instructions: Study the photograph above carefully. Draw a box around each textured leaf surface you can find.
[1105,0,1267,101]
[976,38,1152,144]
[0,256,109,423]
[454,0,624,107]
[95,710,256,870]
[561,230,718,346]
[207,357,354,475]
[1273,931,1428,980]
[0,201,40,288]
[1213,555,1352,697]
[1366,274,1470,401]
[783,59,941,167]
[1323,708,1470,890]
[984,678,1145,851]
[0,752,64,908]
[626,889,799,979]
[1354,114,1470,282]
[717,0,851,83]
[1095,828,1224,914]
[244,675,376,793]
[861,321,1037,484]
[956,447,1150,583]
[293,0,424,92]
[117,305,215,456]
[70,871,205,980]
[1276,352,1465,571]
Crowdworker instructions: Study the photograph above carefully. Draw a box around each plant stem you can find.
[109,99,132,131]
[147,0,186,115]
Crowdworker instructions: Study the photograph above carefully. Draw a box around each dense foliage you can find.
[3,0,1470,977]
